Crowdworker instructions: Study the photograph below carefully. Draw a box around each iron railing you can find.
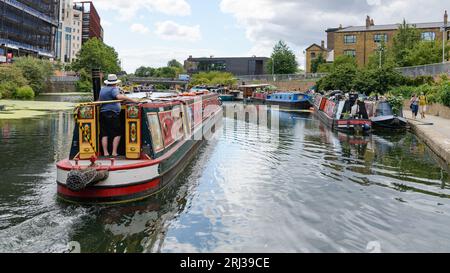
[236,73,327,82]
[50,76,80,82]
[396,62,450,77]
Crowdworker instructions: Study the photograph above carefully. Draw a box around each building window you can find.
[344,50,356,57]
[374,34,388,43]
[344,35,357,44]
[65,27,72,33]
[421,32,436,41]
[310,52,316,59]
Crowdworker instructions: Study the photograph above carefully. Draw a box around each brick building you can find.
[306,11,450,72]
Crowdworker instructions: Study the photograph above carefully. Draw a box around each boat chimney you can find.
[92,68,102,101]
[445,10,448,26]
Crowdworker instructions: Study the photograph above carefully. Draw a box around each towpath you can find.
[404,110,450,166]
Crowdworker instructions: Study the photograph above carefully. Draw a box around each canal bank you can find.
[404,110,450,167]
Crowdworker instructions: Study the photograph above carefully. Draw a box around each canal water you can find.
[0,105,450,253]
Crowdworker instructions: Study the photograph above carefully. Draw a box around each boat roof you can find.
[238,84,271,88]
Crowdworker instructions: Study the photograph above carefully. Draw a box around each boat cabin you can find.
[69,92,220,161]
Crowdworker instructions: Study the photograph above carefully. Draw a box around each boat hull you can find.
[371,115,408,130]
[265,100,312,110]
[219,95,235,102]
[57,139,203,204]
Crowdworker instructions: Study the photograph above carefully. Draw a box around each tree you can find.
[405,41,450,66]
[135,66,155,77]
[72,38,121,75]
[266,40,298,74]
[13,56,54,94]
[190,71,237,86]
[167,59,183,68]
[0,65,28,99]
[310,53,326,73]
[391,20,421,67]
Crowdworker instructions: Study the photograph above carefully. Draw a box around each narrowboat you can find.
[251,92,268,104]
[370,101,408,130]
[312,93,372,134]
[56,91,222,204]
[265,92,312,110]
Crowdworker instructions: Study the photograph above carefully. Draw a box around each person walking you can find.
[99,74,139,157]
[410,94,419,120]
[419,92,428,119]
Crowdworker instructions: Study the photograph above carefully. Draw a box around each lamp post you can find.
[442,26,449,63]
[378,45,384,68]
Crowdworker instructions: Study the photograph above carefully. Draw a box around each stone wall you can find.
[45,81,77,93]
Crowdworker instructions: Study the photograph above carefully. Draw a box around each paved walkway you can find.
[404,110,450,166]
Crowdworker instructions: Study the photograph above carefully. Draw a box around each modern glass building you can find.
[0,0,60,59]
[184,56,270,76]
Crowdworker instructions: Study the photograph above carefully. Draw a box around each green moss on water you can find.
[0,99,74,120]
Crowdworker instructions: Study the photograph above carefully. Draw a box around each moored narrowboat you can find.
[265,92,313,110]
[56,91,222,204]
[312,93,372,134]
[370,101,408,130]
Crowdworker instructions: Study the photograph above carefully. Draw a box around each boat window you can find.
[171,106,185,141]
[147,113,164,153]
[376,102,394,116]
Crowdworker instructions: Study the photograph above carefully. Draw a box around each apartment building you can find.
[306,11,450,72]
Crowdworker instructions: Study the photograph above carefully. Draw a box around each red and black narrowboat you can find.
[56,91,222,204]
[312,93,372,134]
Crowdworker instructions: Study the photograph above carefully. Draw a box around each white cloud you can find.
[155,21,202,42]
[220,0,449,69]
[130,23,150,34]
[91,0,191,21]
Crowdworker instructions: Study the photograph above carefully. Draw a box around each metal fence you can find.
[236,73,327,82]
[396,62,450,77]
[50,76,80,83]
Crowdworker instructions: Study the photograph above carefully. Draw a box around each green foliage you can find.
[386,95,404,115]
[439,82,450,107]
[190,71,237,86]
[318,55,403,94]
[71,38,121,75]
[266,40,298,74]
[404,41,450,66]
[389,79,450,107]
[167,59,183,68]
[310,53,326,73]
[134,65,182,78]
[14,85,35,100]
[0,65,29,99]
[391,20,421,67]
[75,68,93,93]
[13,57,54,94]
[317,63,333,73]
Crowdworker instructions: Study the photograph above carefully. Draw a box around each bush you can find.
[75,80,92,93]
[14,86,35,100]
[13,57,54,94]
[439,82,450,107]
[0,65,29,99]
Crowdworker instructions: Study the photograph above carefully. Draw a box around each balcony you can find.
[4,0,58,26]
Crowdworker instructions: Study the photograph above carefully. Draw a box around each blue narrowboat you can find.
[265,92,313,110]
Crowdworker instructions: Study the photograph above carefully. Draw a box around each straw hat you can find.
[104,74,122,85]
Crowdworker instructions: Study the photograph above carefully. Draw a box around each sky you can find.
[90,0,450,73]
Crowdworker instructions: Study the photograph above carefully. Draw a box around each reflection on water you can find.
[0,108,449,253]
